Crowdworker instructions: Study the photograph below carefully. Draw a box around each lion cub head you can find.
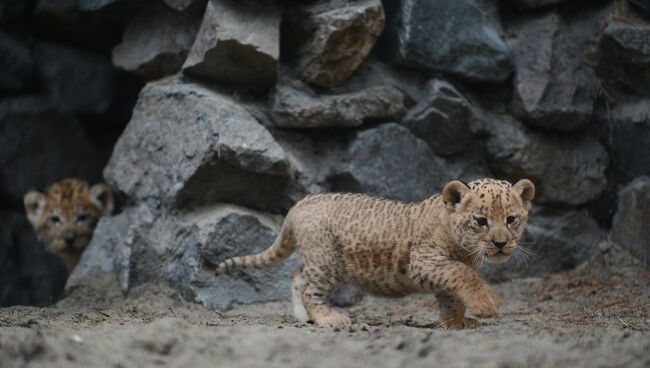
[24,178,113,273]
[442,178,535,264]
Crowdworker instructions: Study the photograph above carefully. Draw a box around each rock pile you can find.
[2,0,649,308]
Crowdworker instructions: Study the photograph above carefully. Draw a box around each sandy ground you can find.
[1,250,649,368]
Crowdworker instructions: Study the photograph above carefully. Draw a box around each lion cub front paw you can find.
[443,316,478,330]
[465,285,501,318]
[313,311,351,328]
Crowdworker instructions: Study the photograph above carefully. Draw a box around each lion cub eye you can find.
[49,215,61,224]
[476,217,488,227]
[506,216,516,224]
[76,214,89,222]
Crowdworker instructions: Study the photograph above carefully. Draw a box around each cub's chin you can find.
[485,252,512,264]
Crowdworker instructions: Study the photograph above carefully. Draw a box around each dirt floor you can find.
[1,248,648,368]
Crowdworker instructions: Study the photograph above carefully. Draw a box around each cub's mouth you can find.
[485,247,515,264]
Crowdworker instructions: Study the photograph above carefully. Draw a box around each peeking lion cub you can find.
[216,178,535,329]
[24,178,113,274]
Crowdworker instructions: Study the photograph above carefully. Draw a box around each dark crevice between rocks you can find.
[176,161,293,214]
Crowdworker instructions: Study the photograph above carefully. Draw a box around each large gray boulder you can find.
[381,0,512,82]
[598,21,650,96]
[401,79,476,156]
[484,206,601,281]
[508,11,597,132]
[112,4,201,79]
[67,204,299,310]
[329,123,451,202]
[598,96,650,179]
[483,113,608,206]
[288,0,385,87]
[104,78,293,212]
[611,177,650,267]
[182,0,280,88]
[269,77,405,129]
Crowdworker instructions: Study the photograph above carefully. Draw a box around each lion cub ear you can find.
[89,183,114,216]
[24,191,46,227]
[442,180,472,212]
[513,179,535,206]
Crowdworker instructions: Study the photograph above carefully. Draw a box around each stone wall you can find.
[2,0,649,308]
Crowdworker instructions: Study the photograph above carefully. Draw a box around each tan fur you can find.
[24,178,114,274]
[216,178,535,329]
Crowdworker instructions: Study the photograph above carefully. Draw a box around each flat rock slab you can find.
[270,77,405,128]
[182,0,280,88]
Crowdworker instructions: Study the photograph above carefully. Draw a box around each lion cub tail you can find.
[215,223,295,274]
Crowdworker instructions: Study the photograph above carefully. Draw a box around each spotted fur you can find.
[24,178,114,274]
[216,178,535,329]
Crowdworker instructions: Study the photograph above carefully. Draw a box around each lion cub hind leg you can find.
[436,291,478,329]
[291,270,309,322]
[300,277,351,328]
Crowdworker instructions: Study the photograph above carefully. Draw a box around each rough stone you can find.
[401,79,476,156]
[0,116,102,206]
[483,113,608,206]
[598,21,650,96]
[611,176,650,266]
[68,204,300,310]
[104,78,292,212]
[182,0,280,88]
[0,32,33,94]
[288,0,385,87]
[598,96,650,179]
[270,77,405,128]
[34,42,114,116]
[329,123,452,202]
[504,0,568,10]
[508,11,597,132]
[0,210,67,307]
[112,4,201,79]
[484,206,601,281]
[381,0,512,82]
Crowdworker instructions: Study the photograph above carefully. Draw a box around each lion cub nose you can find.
[492,240,507,249]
